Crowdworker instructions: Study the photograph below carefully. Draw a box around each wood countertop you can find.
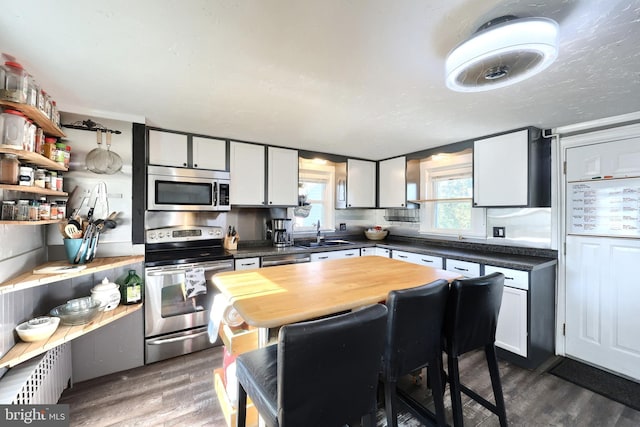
[214,256,461,328]
[0,255,145,294]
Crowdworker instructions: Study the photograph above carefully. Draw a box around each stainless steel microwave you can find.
[147,165,230,211]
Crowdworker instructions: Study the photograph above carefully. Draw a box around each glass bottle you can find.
[122,269,143,305]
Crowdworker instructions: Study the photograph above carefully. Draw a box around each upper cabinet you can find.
[230,142,265,205]
[347,159,376,208]
[148,130,188,167]
[148,130,226,170]
[267,146,298,206]
[192,136,227,170]
[229,142,298,207]
[566,138,640,181]
[473,127,550,207]
[378,156,406,208]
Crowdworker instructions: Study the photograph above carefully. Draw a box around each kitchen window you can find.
[292,160,335,232]
[420,152,485,236]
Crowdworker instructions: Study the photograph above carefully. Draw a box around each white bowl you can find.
[364,229,388,240]
[16,317,60,342]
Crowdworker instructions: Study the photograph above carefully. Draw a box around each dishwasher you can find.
[261,253,311,267]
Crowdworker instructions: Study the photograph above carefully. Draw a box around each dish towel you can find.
[184,267,207,299]
[208,293,231,343]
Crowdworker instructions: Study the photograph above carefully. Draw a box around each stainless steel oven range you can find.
[144,225,233,364]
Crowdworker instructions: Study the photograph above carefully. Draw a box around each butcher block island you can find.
[212,256,461,427]
[214,256,462,328]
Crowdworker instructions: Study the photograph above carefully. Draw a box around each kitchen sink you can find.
[296,239,353,248]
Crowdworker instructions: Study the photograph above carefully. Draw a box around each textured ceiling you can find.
[1,0,639,160]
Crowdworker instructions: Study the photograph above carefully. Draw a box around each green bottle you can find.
[123,269,143,305]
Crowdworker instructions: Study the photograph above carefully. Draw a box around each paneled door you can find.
[565,233,640,380]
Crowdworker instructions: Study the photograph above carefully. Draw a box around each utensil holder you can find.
[224,235,238,250]
[63,238,89,264]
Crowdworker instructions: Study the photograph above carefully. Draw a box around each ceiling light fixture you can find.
[445,16,560,92]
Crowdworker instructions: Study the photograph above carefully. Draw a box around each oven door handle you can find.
[146,263,233,276]
[147,330,209,345]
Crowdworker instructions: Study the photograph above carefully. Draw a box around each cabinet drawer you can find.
[235,257,260,270]
[485,265,529,291]
[445,259,480,277]
[392,250,443,268]
[219,324,259,356]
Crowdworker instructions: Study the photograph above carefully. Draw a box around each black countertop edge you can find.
[227,237,557,271]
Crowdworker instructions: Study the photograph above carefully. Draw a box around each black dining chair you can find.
[381,279,450,427]
[235,303,388,427]
[443,272,508,427]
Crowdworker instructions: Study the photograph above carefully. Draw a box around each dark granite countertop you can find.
[227,236,557,271]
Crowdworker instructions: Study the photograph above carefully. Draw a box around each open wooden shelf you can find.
[0,100,65,137]
[0,147,68,172]
[0,255,145,294]
[0,184,68,196]
[0,303,142,369]
[0,219,63,225]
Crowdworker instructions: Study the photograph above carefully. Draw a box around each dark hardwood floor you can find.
[59,346,640,427]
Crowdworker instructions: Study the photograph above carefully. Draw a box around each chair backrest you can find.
[383,280,449,381]
[277,303,388,427]
[444,272,505,356]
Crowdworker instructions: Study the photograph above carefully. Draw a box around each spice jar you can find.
[56,200,66,219]
[44,170,51,189]
[18,164,33,186]
[38,198,50,220]
[29,199,39,221]
[1,201,16,220]
[55,173,63,191]
[16,200,30,221]
[43,137,57,160]
[0,153,20,184]
[34,168,46,188]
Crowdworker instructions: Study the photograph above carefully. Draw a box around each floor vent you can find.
[0,343,72,404]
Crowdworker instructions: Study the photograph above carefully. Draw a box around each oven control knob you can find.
[148,232,156,240]
[158,232,164,239]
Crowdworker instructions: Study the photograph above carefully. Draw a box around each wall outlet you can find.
[339,223,347,231]
[493,226,506,238]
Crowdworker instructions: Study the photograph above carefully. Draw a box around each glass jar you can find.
[55,142,66,166]
[38,198,50,220]
[26,75,39,107]
[1,109,28,149]
[25,120,36,152]
[56,200,66,219]
[50,202,58,219]
[55,173,63,192]
[34,168,46,188]
[1,200,16,220]
[29,199,39,221]
[43,137,57,160]
[0,153,20,184]
[0,61,28,103]
[16,199,30,221]
[18,165,33,186]
[44,171,52,189]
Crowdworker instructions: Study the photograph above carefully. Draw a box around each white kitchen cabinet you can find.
[392,249,443,269]
[361,247,390,257]
[473,127,550,207]
[267,146,298,206]
[485,265,529,358]
[230,142,266,205]
[566,138,640,181]
[347,159,376,208]
[378,156,406,208]
[310,248,360,262]
[192,136,226,170]
[148,130,189,168]
[235,257,260,270]
[445,258,480,277]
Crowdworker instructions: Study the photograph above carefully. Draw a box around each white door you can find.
[230,142,265,205]
[378,156,406,208]
[347,159,376,208]
[148,130,188,167]
[192,136,226,170]
[267,146,298,206]
[565,235,640,380]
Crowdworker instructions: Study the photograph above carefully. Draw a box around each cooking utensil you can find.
[65,222,82,239]
[86,129,108,174]
[104,131,123,174]
[86,221,103,262]
[74,224,94,264]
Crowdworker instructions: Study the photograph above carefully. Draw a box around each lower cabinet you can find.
[310,248,360,262]
[445,258,480,277]
[361,247,390,257]
[391,250,443,268]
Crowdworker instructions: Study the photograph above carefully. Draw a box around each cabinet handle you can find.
[505,276,514,280]
[241,262,256,266]
[194,164,198,168]
[398,255,408,259]
[269,201,272,204]
[318,256,329,260]
[454,267,468,271]
[401,203,404,206]
[421,259,433,263]
[183,163,187,167]
[345,253,354,257]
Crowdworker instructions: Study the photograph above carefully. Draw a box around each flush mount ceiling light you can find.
[445,16,559,92]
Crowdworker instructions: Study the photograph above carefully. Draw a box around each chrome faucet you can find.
[316,220,323,243]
